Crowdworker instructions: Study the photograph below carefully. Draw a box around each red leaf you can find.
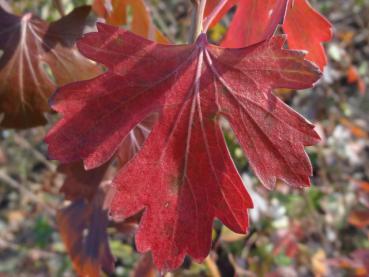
[221,0,289,48]
[204,0,238,28]
[283,0,333,70]
[46,24,321,270]
[0,6,99,129]
[348,209,369,228]
[59,161,110,201]
[58,117,154,201]
[116,116,156,167]
[56,121,152,275]
[206,0,332,69]
[57,118,153,276]
[57,191,115,277]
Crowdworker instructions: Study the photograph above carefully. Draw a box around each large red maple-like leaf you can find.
[206,0,332,69]
[46,23,321,270]
[0,6,99,128]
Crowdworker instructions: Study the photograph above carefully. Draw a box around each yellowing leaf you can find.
[312,249,328,277]
[92,0,169,43]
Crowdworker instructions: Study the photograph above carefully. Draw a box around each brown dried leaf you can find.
[0,6,99,128]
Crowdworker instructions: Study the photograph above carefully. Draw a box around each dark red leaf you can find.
[56,122,152,276]
[57,191,114,277]
[116,116,156,167]
[59,161,110,201]
[58,116,154,201]
[0,6,99,128]
[57,118,153,277]
[46,23,321,270]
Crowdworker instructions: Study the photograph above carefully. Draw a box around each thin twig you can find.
[0,169,56,215]
[53,0,65,17]
[147,0,177,42]
[12,133,56,172]
[0,237,59,257]
[189,0,207,43]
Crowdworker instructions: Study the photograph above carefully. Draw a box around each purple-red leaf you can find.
[57,118,153,277]
[57,191,114,277]
[59,161,110,201]
[0,6,99,128]
[46,23,321,270]
[58,117,154,201]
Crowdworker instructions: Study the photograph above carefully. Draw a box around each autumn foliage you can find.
[0,0,336,275]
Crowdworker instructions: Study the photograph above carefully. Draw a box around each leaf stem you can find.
[203,0,228,32]
[190,0,207,43]
[53,0,65,17]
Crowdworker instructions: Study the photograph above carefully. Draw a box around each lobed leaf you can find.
[205,0,332,69]
[46,23,321,270]
[221,0,289,48]
[58,118,154,201]
[0,6,100,128]
[57,191,114,277]
[283,0,333,70]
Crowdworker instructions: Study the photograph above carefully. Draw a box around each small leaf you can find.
[283,0,333,70]
[206,0,332,69]
[57,118,152,276]
[221,0,289,48]
[348,210,369,228]
[0,6,100,128]
[59,161,110,201]
[57,191,115,277]
[92,0,168,43]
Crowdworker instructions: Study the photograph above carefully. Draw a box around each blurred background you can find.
[0,0,368,276]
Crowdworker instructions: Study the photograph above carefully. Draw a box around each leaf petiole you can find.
[203,0,229,32]
[190,0,207,42]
